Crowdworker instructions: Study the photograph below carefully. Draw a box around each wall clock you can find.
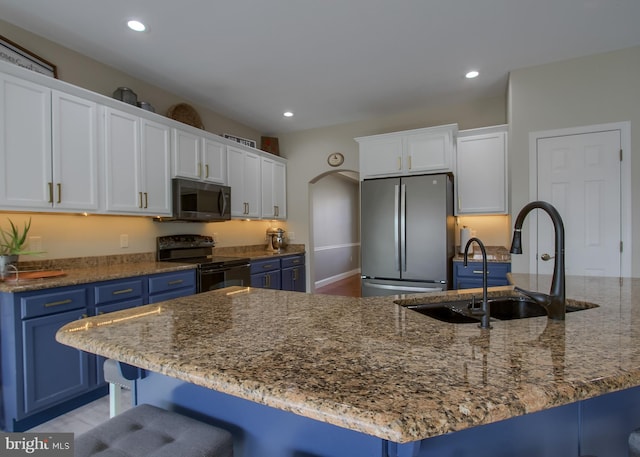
[327,152,344,167]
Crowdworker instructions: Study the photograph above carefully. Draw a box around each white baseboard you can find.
[314,269,361,289]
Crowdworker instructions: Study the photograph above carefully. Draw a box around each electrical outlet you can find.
[120,234,129,248]
[288,231,295,241]
[29,236,43,252]
[213,232,219,243]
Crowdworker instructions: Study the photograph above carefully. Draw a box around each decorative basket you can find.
[167,103,204,129]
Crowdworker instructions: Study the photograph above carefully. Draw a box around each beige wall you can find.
[508,46,640,276]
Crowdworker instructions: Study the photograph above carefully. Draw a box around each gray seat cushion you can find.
[631,428,640,457]
[75,404,233,457]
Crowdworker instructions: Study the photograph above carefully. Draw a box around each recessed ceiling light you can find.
[283,111,294,118]
[127,20,146,32]
[465,70,479,79]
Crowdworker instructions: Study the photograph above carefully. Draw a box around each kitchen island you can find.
[56,275,640,456]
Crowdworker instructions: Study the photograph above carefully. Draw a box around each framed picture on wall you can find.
[0,35,58,78]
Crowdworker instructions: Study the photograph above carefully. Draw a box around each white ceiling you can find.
[1,0,640,134]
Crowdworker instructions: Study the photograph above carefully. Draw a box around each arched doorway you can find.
[308,170,360,294]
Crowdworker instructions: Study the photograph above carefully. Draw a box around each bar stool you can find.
[103,359,137,418]
[75,403,233,457]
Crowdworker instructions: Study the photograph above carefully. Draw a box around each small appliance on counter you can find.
[266,228,287,252]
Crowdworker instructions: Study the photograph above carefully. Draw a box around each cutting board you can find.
[2,270,66,282]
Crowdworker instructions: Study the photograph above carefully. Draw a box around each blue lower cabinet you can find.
[93,278,145,387]
[453,261,510,289]
[250,258,282,290]
[23,308,92,415]
[250,255,306,291]
[0,270,197,432]
[0,284,105,432]
[281,254,306,292]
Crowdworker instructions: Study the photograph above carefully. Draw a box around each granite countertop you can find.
[0,246,306,293]
[0,261,196,293]
[452,245,511,262]
[56,274,640,444]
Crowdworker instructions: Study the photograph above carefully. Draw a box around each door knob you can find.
[540,253,554,261]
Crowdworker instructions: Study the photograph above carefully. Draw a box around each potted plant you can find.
[0,218,35,278]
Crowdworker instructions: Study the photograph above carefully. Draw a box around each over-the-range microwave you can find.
[157,178,231,222]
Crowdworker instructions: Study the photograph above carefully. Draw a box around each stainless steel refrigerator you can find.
[361,173,454,297]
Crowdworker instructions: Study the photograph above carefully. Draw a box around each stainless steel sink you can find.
[402,296,598,323]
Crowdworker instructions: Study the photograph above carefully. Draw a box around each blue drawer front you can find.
[21,288,88,319]
[94,279,144,305]
[250,259,281,274]
[281,255,305,269]
[148,270,196,295]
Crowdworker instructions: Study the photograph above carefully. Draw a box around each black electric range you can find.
[157,235,251,293]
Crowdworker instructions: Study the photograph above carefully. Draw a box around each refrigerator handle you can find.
[400,183,406,272]
[394,184,400,271]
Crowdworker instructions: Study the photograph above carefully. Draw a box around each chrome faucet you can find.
[463,237,491,329]
[510,201,566,320]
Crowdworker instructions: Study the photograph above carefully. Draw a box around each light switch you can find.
[120,234,129,248]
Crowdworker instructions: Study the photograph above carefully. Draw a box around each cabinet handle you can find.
[263,264,275,269]
[472,270,488,275]
[397,157,402,171]
[292,260,300,264]
[144,192,148,209]
[48,182,54,203]
[408,156,412,170]
[264,274,270,288]
[458,197,461,211]
[168,279,184,285]
[198,163,202,178]
[57,183,62,203]
[81,313,88,319]
[205,164,209,178]
[45,298,73,308]
[113,288,134,295]
[139,192,143,208]
[293,269,298,281]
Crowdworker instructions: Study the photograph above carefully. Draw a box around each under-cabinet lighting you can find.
[465,70,479,79]
[283,111,294,117]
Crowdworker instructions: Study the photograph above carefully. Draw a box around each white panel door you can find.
[0,74,51,208]
[52,90,99,211]
[536,130,621,277]
[104,108,141,213]
[140,119,171,215]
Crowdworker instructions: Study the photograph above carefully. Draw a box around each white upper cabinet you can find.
[104,107,171,215]
[357,124,457,179]
[455,125,508,215]
[172,128,227,184]
[261,156,287,220]
[0,74,98,211]
[227,146,261,218]
[52,90,99,211]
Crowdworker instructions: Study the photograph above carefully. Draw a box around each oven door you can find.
[199,263,250,293]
